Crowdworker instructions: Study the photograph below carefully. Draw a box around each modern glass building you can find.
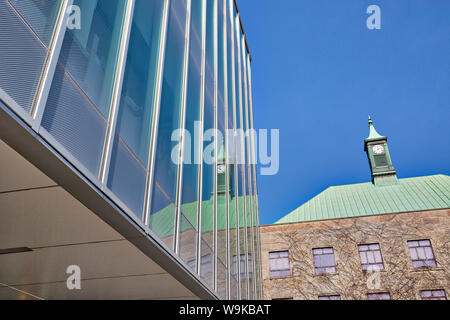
[0,0,261,300]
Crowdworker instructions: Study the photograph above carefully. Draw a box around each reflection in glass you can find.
[0,0,61,113]
[200,240,214,287]
[150,0,188,246]
[9,0,62,46]
[241,35,255,300]
[108,0,165,219]
[200,0,216,289]
[226,0,239,300]
[42,0,127,176]
[216,0,228,300]
[179,0,204,268]
[233,6,248,299]
[179,214,198,273]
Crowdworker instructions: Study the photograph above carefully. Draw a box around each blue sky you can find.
[237,0,450,225]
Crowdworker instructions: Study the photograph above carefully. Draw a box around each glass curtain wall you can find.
[226,0,239,301]
[178,0,205,273]
[149,0,188,248]
[199,0,216,290]
[107,0,166,220]
[233,6,248,300]
[2,0,261,300]
[0,0,62,114]
[42,0,128,177]
[216,0,228,300]
[247,58,262,300]
[242,36,255,300]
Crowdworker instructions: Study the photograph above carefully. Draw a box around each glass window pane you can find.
[424,247,434,260]
[359,245,368,251]
[374,251,382,263]
[150,0,188,244]
[359,252,367,264]
[179,214,197,272]
[408,241,418,248]
[9,0,61,46]
[367,251,375,264]
[413,260,423,267]
[409,248,418,260]
[107,0,165,219]
[42,0,127,176]
[179,0,204,261]
[417,247,426,260]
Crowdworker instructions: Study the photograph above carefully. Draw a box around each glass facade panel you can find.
[108,0,165,219]
[42,0,127,176]
[149,0,188,246]
[241,34,255,300]
[226,0,239,300]
[0,0,261,300]
[9,0,61,46]
[199,0,216,290]
[216,0,228,300]
[0,0,61,113]
[233,5,248,298]
[179,213,197,273]
[200,239,214,288]
[178,0,204,268]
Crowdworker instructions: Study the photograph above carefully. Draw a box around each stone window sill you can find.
[410,266,444,273]
[269,275,292,280]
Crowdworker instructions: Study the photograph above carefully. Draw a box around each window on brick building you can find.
[407,240,437,267]
[313,247,336,274]
[269,251,291,277]
[367,292,391,300]
[358,243,384,271]
[420,290,447,300]
[318,295,341,300]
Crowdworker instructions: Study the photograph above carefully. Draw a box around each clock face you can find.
[217,164,226,174]
[372,144,385,155]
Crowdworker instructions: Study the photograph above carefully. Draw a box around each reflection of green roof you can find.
[276,175,450,224]
[151,195,252,238]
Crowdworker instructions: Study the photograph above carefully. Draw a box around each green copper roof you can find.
[365,116,386,142]
[275,174,450,224]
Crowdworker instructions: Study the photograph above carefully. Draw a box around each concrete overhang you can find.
[0,102,216,300]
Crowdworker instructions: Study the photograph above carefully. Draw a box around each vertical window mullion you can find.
[175,0,193,255]
[196,0,207,278]
[143,0,171,226]
[99,0,135,184]
[32,0,74,131]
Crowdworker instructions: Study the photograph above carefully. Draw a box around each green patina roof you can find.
[275,174,450,224]
[150,194,253,238]
[365,116,387,142]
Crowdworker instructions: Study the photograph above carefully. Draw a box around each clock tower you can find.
[364,117,398,186]
[217,143,233,196]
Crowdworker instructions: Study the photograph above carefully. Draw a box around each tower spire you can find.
[367,116,384,141]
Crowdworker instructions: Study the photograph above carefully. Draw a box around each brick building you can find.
[260,118,450,300]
